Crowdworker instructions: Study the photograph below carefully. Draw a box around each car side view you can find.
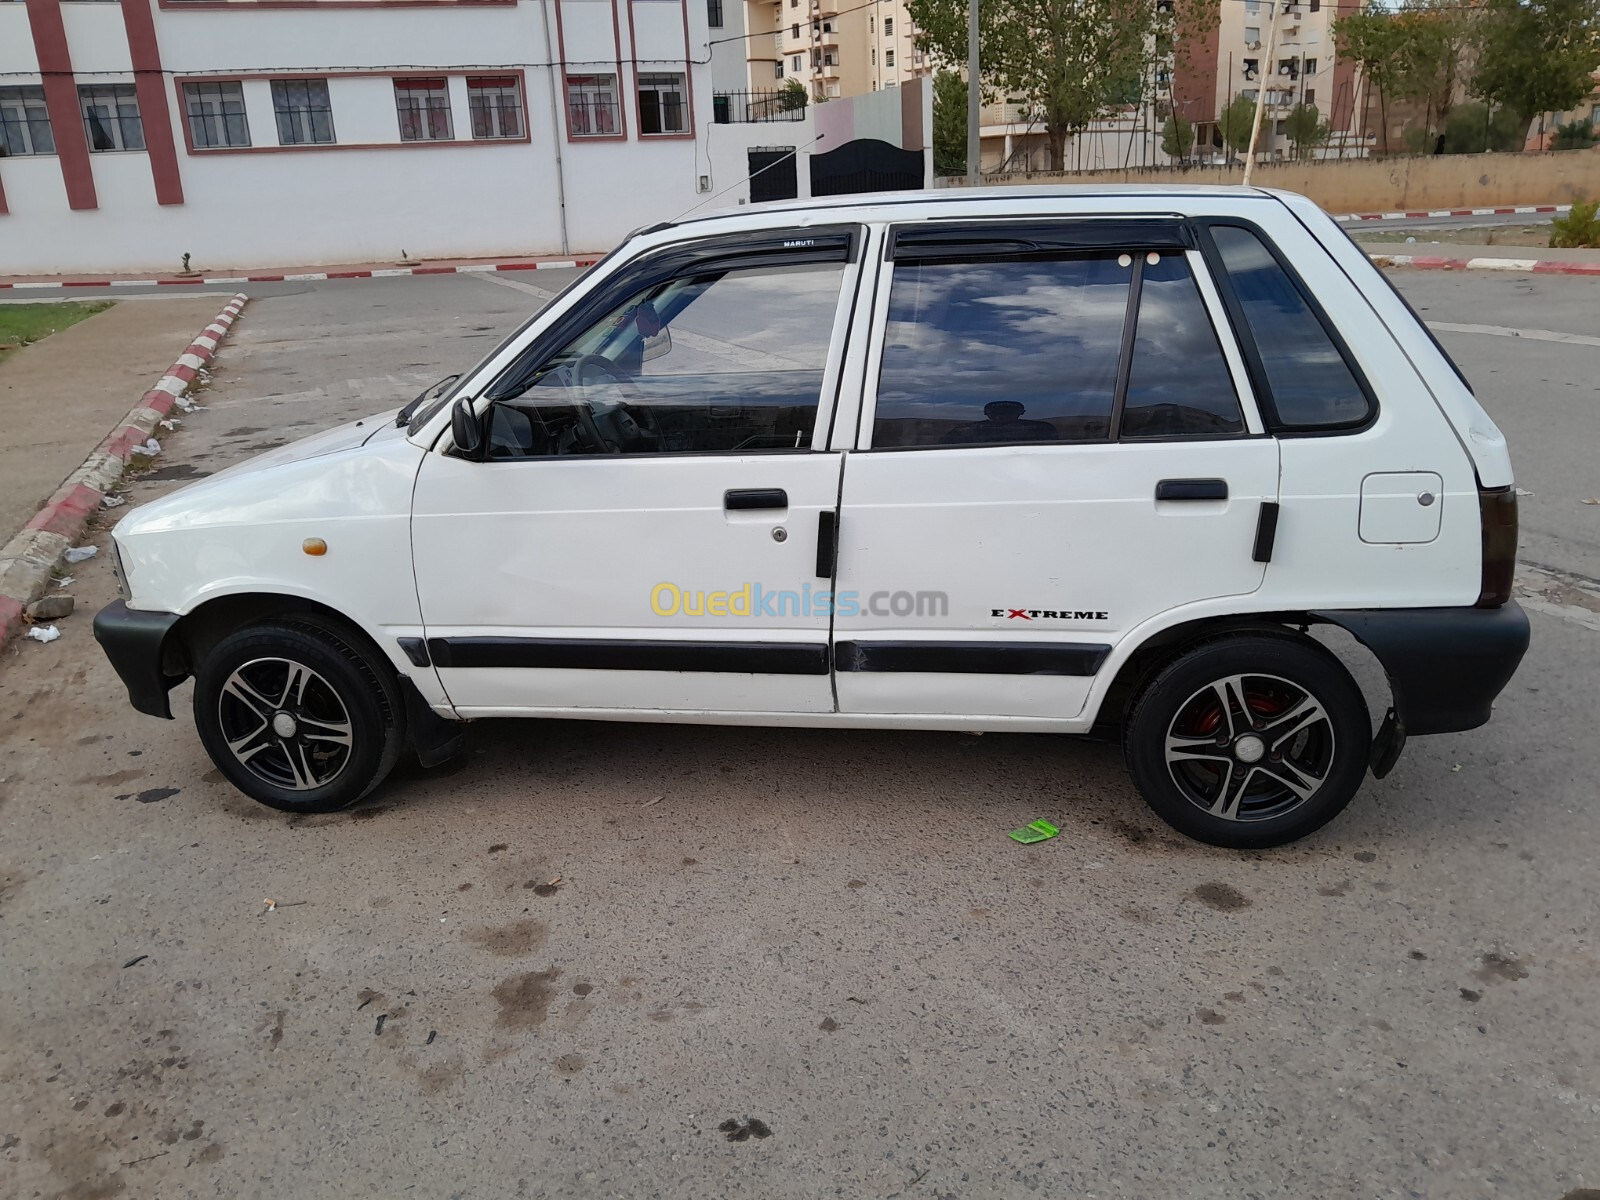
[94,185,1530,848]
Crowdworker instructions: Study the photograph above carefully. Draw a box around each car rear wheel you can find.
[193,617,404,813]
[1124,635,1370,849]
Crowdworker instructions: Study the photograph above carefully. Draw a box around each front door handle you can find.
[1155,478,1228,502]
[725,488,788,511]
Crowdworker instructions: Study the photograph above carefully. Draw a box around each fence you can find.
[712,90,808,125]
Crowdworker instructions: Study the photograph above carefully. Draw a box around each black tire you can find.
[192,617,405,814]
[1124,634,1370,849]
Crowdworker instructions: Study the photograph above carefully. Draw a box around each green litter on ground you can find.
[1008,819,1059,844]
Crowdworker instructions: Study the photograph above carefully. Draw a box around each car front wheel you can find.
[1124,635,1371,849]
[192,617,405,813]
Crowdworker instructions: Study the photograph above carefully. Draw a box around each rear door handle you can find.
[724,488,788,511]
[1155,478,1228,502]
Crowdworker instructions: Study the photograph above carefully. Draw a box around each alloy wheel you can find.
[1163,672,1337,823]
[216,656,355,792]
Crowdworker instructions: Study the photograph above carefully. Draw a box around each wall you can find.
[937,151,1600,212]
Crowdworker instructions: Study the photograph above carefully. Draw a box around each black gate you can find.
[748,149,798,203]
[808,138,924,197]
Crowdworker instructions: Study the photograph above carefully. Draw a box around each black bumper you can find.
[1310,601,1530,736]
[93,600,184,719]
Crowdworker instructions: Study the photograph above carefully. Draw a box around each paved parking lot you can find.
[1,268,1598,1200]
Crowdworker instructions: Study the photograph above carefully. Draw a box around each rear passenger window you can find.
[873,255,1130,448]
[1121,253,1245,439]
[1210,224,1372,429]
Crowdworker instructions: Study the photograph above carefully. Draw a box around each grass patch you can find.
[0,301,115,364]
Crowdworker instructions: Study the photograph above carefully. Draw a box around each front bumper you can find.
[93,600,184,719]
[1311,601,1531,736]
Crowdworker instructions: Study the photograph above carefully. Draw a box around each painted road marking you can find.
[1429,321,1600,349]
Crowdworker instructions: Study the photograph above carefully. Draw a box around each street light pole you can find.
[1242,0,1280,186]
[966,0,980,182]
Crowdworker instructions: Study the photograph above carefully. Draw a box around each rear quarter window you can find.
[1209,224,1373,431]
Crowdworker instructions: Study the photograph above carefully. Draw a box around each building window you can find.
[0,85,53,157]
[468,76,523,139]
[775,62,785,79]
[638,73,687,135]
[79,84,143,153]
[791,23,800,38]
[567,74,619,136]
[885,49,895,67]
[793,55,802,72]
[272,79,335,145]
[1245,26,1260,42]
[871,47,876,64]
[707,0,723,27]
[1309,0,1320,10]
[883,16,892,35]
[395,78,454,142]
[1304,57,1317,74]
[183,81,250,149]
[1305,87,1315,105]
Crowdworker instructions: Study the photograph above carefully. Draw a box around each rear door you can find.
[831,219,1280,721]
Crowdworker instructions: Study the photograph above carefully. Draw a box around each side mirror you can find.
[451,396,484,458]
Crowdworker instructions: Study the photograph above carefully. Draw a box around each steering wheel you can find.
[571,354,662,450]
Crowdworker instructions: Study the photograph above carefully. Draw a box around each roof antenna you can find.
[670,133,827,224]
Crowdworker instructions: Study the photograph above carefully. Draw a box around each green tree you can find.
[906,0,1212,171]
[1161,114,1196,161]
[1442,101,1528,152]
[932,70,967,176]
[1335,8,1407,152]
[1216,92,1258,160]
[1390,2,1479,149]
[1471,0,1600,145]
[1283,102,1330,159]
[1552,119,1598,148]
[777,78,808,113]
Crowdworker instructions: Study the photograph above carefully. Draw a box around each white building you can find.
[0,0,745,274]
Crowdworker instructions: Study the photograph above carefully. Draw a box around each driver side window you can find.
[489,260,846,458]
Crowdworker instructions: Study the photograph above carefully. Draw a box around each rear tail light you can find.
[1476,486,1517,608]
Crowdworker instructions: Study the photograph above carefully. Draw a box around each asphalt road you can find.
[1,268,1598,1200]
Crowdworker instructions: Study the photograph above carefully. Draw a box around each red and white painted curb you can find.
[1334,203,1571,224]
[0,258,600,292]
[1367,253,1600,275]
[0,294,249,650]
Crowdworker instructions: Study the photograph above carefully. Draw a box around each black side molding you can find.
[93,600,184,720]
[1309,602,1530,736]
[1156,478,1228,502]
[724,488,787,511]
[1252,501,1281,563]
[397,637,430,668]
[834,640,1110,676]
[427,636,830,676]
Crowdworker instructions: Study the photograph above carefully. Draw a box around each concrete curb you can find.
[0,294,249,651]
[1368,253,1600,275]
[0,258,601,291]
[1335,203,1570,224]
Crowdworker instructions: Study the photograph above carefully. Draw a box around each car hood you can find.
[206,410,406,479]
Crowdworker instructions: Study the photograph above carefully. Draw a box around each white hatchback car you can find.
[95,186,1528,848]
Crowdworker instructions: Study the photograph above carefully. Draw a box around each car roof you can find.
[674,183,1278,230]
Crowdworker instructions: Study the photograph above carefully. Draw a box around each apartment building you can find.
[1175,0,1367,160]
[744,0,930,102]
[0,0,728,274]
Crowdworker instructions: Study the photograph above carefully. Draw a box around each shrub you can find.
[1549,199,1600,249]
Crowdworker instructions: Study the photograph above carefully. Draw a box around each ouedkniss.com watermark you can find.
[651,583,948,618]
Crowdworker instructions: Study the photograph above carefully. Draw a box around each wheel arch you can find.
[167,592,383,679]
[1092,612,1368,738]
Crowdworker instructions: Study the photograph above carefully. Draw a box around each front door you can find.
[412,229,863,715]
[832,222,1279,721]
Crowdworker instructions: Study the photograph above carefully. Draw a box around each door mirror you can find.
[450,396,484,458]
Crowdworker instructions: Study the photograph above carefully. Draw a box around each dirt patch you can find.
[1189,883,1251,912]
[464,919,547,957]
[493,968,561,1031]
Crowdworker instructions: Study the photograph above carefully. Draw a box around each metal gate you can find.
[748,148,798,203]
[808,138,924,197]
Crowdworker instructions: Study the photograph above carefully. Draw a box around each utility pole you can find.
[966,0,980,182]
[1242,0,1280,186]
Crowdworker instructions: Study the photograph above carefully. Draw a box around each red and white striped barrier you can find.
[1334,203,1571,223]
[1367,254,1600,275]
[0,295,248,649]
[0,258,601,292]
